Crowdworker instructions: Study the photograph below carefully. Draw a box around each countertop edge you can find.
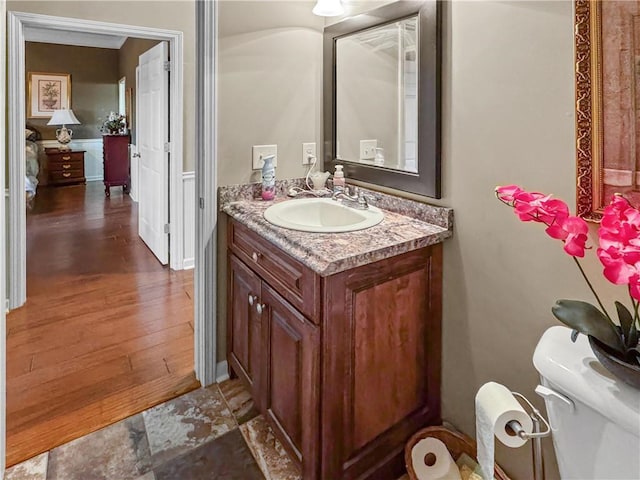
[222,201,452,277]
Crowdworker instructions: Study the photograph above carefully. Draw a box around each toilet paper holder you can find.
[506,392,552,480]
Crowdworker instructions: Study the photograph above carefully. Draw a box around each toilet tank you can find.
[533,326,640,480]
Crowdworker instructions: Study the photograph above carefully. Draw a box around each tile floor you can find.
[4,379,301,480]
[5,379,411,480]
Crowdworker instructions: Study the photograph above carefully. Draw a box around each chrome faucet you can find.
[331,186,374,210]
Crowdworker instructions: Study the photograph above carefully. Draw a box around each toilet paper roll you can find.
[411,437,462,480]
[475,382,533,480]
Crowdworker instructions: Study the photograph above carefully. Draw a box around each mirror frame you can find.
[323,0,441,198]
[575,0,603,221]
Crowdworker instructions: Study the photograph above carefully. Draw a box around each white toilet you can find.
[533,326,640,480]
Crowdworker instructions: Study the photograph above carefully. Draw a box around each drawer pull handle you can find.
[251,252,261,262]
[62,164,71,169]
[248,294,257,306]
[256,303,266,315]
[62,156,71,160]
[62,172,71,178]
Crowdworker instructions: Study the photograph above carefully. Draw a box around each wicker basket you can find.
[404,426,511,480]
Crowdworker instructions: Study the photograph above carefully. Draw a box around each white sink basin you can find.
[263,198,384,233]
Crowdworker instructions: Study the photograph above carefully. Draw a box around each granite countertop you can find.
[219,179,453,277]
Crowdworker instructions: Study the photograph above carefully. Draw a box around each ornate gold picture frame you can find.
[576,0,602,221]
[576,0,640,220]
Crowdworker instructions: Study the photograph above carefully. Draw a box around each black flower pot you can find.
[588,336,640,389]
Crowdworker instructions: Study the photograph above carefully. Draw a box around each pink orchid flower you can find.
[495,185,523,202]
[546,216,589,257]
[513,192,570,226]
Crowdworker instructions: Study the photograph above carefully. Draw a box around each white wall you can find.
[434,2,615,478]
[217,1,324,185]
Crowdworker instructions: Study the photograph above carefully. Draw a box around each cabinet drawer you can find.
[228,219,320,323]
[49,169,84,183]
[48,159,83,172]
[47,152,84,163]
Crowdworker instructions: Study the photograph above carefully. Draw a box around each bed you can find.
[25,127,40,208]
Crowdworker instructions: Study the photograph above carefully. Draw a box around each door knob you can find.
[251,252,261,262]
[248,294,257,306]
[256,303,266,314]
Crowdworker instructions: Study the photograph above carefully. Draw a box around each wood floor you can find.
[6,182,199,467]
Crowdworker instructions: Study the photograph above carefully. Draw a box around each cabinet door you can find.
[227,254,263,400]
[321,245,442,479]
[260,283,320,479]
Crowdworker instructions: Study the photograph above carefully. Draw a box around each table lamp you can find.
[47,109,80,151]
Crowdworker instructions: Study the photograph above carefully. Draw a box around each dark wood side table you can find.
[45,148,86,186]
[102,134,130,197]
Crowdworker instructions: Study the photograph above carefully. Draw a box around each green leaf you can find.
[615,301,634,339]
[626,347,640,367]
[627,322,639,350]
[552,300,624,352]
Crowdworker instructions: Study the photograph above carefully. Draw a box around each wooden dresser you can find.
[45,148,86,186]
[102,134,130,197]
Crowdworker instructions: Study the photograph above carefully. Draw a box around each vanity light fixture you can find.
[313,0,344,17]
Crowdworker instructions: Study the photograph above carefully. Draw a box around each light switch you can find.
[252,145,278,170]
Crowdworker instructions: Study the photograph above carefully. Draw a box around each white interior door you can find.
[137,41,169,265]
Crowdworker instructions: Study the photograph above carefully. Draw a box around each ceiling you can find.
[24,26,127,49]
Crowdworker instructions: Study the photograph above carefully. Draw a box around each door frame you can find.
[1,0,7,475]
[7,11,186,309]
[2,6,220,472]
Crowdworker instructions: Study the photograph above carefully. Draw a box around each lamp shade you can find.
[47,109,80,126]
[312,0,344,16]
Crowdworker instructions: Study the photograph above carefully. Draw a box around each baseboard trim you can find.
[86,176,103,182]
[215,360,229,383]
[183,258,194,270]
[182,171,195,271]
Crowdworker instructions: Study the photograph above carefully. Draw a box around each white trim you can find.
[24,26,127,50]
[183,171,195,270]
[215,361,230,384]
[130,144,139,202]
[603,168,640,187]
[8,11,26,310]
[8,12,186,310]
[1,0,7,471]
[194,0,218,386]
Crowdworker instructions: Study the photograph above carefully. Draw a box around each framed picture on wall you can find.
[27,72,71,118]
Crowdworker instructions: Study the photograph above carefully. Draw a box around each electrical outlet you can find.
[360,139,377,160]
[252,144,278,170]
[302,142,316,165]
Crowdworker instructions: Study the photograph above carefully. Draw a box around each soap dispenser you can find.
[261,154,276,201]
[333,165,345,193]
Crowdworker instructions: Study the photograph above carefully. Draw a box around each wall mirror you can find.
[323,0,441,198]
[576,0,640,220]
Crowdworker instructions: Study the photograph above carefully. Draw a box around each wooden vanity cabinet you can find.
[227,217,442,480]
[228,255,263,403]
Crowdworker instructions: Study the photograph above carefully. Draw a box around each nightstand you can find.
[45,148,86,186]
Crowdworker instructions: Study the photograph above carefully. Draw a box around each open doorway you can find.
[5,15,199,467]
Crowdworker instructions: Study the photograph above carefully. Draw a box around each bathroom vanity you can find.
[220,182,452,479]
